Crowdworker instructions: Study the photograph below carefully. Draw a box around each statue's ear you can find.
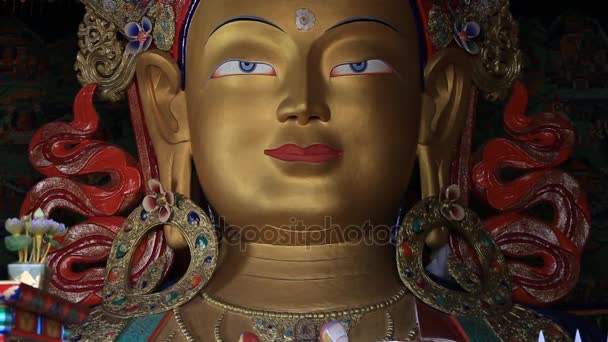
[418,48,473,198]
[136,50,190,249]
[135,50,189,143]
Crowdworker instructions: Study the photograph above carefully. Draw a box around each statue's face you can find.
[185,0,422,241]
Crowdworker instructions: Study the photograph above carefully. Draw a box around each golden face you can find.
[184,0,423,242]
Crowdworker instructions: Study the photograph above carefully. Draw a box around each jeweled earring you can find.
[397,186,573,341]
[101,179,219,318]
[396,185,512,317]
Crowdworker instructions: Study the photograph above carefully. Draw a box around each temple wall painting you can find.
[0,0,607,335]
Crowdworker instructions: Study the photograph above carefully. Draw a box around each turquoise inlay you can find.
[456,316,501,342]
[113,296,127,306]
[481,235,493,247]
[117,312,167,342]
[435,294,448,306]
[116,244,128,259]
[196,235,209,250]
[412,218,425,234]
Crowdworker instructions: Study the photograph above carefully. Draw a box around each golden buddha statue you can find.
[55,0,579,340]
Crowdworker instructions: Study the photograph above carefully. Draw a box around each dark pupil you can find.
[239,62,256,73]
[349,61,368,73]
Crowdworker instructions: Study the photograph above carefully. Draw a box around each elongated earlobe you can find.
[136,50,191,249]
[417,48,473,248]
[418,48,473,198]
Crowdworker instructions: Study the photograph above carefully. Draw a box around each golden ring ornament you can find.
[101,193,218,318]
[396,186,513,317]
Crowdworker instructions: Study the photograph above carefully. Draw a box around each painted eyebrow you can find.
[209,16,285,37]
[326,17,399,32]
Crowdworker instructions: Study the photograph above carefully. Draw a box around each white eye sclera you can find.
[330,59,394,77]
[210,59,394,79]
[211,60,276,78]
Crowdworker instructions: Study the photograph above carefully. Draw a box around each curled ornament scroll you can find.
[74,6,136,102]
[455,82,591,305]
[471,0,523,102]
[21,85,173,306]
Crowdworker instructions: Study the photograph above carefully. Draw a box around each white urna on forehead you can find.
[295,8,316,31]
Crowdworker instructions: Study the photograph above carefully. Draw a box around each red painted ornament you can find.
[401,241,413,258]
[454,81,591,306]
[416,279,426,289]
[491,260,502,272]
[107,270,118,283]
[22,85,174,306]
[547,326,563,336]
[191,275,201,288]
[239,332,260,342]
[126,304,139,312]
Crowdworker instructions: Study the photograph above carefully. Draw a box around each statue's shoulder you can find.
[71,308,173,341]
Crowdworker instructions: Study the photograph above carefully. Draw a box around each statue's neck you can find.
[204,241,404,312]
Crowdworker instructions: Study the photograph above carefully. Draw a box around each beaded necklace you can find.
[171,288,419,341]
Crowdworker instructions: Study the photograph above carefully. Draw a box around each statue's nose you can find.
[276,98,330,125]
[276,58,331,125]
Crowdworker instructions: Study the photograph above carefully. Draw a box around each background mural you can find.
[0,0,606,334]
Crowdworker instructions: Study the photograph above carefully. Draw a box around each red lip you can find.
[264,144,343,163]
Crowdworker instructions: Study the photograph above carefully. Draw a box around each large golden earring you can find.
[101,180,218,318]
[396,185,512,317]
[397,186,572,341]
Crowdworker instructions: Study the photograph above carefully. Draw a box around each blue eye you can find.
[239,62,256,73]
[330,59,395,77]
[349,61,368,73]
[211,60,276,78]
